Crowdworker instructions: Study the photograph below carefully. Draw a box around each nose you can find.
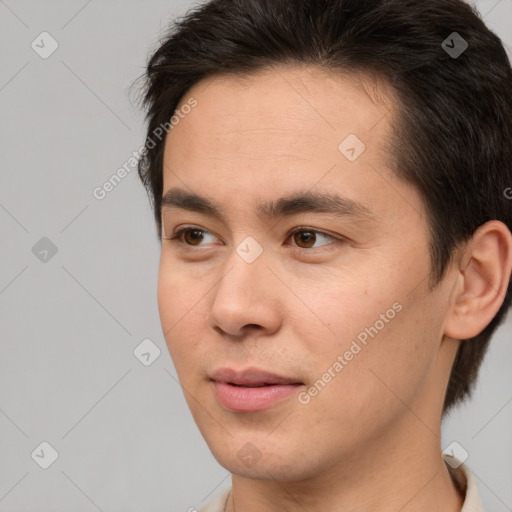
[208,247,282,339]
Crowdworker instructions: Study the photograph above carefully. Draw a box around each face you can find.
[157,66,457,481]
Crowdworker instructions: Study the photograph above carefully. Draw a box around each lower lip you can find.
[212,381,302,412]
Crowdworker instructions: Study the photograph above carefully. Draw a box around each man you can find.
[135,0,512,510]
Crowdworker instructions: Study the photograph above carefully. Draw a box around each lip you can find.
[210,367,302,386]
[210,367,304,412]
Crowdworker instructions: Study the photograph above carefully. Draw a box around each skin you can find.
[157,65,512,512]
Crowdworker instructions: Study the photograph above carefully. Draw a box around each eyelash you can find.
[167,225,343,253]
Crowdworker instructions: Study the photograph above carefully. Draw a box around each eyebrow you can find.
[161,187,377,224]
[161,188,378,222]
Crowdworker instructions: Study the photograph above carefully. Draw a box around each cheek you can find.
[324,299,436,422]
[293,263,436,406]
[286,266,396,354]
[294,310,433,451]
[157,253,207,323]
[157,259,206,368]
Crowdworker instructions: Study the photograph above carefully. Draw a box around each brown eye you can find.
[290,228,336,249]
[182,229,205,245]
[293,230,317,248]
[170,227,219,247]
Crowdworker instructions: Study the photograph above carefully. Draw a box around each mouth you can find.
[210,367,304,412]
[227,382,288,387]
[210,366,303,387]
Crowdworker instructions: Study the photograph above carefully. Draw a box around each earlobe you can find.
[444,220,512,341]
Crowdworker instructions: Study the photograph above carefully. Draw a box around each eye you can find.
[168,226,339,250]
[287,227,337,249]
[169,226,218,246]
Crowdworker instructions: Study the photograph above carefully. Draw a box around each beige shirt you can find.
[198,461,484,512]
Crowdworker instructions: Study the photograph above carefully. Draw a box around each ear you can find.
[444,220,512,340]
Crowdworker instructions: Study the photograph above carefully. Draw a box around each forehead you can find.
[165,65,394,164]
[161,65,423,227]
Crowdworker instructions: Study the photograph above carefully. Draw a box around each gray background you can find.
[0,0,511,510]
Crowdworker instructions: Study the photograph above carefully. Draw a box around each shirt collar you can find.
[444,456,485,512]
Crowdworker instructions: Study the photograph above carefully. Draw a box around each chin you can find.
[206,435,316,481]
[219,455,307,481]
